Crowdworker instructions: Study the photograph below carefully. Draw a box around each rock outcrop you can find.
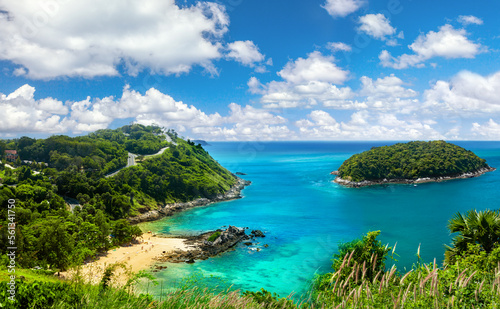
[155,225,253,263]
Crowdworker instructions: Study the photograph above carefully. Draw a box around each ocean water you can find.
[139,141,500,298]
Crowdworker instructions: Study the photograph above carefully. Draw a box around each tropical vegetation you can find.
[2,129,499,308]
[0,124,236,272]
[2,209,500,308]
[337,141,491,182]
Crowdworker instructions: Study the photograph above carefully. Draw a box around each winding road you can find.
[105,152,137,178]
[104,146,169,178]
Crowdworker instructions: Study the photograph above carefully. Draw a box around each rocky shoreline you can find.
[128,177,251,224]
[154,226,266,264]
[333,166,496,188]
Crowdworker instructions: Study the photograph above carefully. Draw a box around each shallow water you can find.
[139,141,500,298]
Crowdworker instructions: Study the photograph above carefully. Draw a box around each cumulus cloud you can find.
[358,14,397,42]
[249,52,353,109]
[251,53,421,112]
[0,0,229,79]
[458,15,483,26]
[226,40,266,68]
[380,24,482,69]
[0,83,294,141]
[322,0,365,18]
[295,110,444,140]
[278,51,349,84]
[358,75,418,112]
[360,75,417,99]
[188,102,292,141]
[472,119,500,140]
[327,42,352,52]
[0,85,69,133]
[423,70,500,115]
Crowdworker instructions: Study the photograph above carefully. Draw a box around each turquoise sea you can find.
[139,141,500,298]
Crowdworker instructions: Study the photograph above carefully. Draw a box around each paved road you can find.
[105,152,137,178]
[104,146,167,178]
[143,146,169,159]
[127,153,137,168]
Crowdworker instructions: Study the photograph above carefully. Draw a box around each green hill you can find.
[0,125,237,271]
[336,141,494,183]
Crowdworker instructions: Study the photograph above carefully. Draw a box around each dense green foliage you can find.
[0,178,141,271]
[337,141,490,182]
[112,139,235,204]
[0,125,236,272]
[445,209,500,264]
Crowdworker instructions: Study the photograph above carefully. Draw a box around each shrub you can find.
[208,231,221,242]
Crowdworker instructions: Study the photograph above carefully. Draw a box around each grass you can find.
[3,255,500,308]
[0,268,63,284]
[313,252,500,308]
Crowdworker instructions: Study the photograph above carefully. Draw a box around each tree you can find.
[445,209,500,264]
[36,217,75,272]
[111,219,132,244]
[332,230,391,282]
[94,209,110,250]
[313,231,391,295]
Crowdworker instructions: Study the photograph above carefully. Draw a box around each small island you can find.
[333,141,496,187]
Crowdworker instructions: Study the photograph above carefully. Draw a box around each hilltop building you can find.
[4,150,18,162]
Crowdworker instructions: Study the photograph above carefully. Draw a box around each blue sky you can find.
[1,0,500,140]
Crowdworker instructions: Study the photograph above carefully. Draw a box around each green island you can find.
[333,141,495,187]
[2,133,500,308]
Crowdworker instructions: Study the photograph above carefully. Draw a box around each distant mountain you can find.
[193,140,210,146]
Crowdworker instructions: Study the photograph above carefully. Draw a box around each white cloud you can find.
[278,51,349,85]
[380,24,482,69]
[0,83,294,141]
[458,15,483,26]
[472,119,500,140]
[327,42,352,52]
[226,40,266,67]
[248,77,265,94]
[322,0,365,18]
[357,75,418,113]
[189,103,292,141]
[0,0,229,79]
[250,52,353,109]
[360,75,417,99]
[225,103,286,125]
[251,55,421,112]
[358,14,396,40]
[259,79,355,109]
[423,70,500,115]
[0,85,69,133]
[295,110,444,140]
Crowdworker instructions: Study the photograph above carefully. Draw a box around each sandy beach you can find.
[63,233,190,285]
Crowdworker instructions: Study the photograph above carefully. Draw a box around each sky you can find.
[1,0,500,141]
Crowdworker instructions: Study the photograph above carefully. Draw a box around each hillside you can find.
[335,141,495,185]
[0,124,238,271]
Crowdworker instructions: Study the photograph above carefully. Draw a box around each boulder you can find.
[250,230,265,238]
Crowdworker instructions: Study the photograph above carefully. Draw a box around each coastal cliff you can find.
[128,177,251,224]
